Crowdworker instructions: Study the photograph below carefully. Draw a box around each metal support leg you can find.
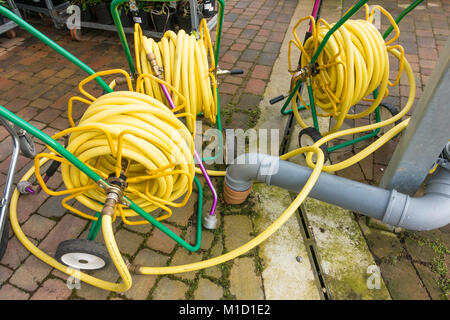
[0,117,21,243]
[379,37,450,195]
[189,0,199,32]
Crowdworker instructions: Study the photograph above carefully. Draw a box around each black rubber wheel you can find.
[298,127,329,162]
[55,239,111,271]
[374,103,401,137]
[19,133,36,159]
[0,218,9,261]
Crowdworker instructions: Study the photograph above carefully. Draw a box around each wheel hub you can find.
[61,252,106,270]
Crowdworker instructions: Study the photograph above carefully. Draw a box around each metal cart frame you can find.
[0,0,21,35]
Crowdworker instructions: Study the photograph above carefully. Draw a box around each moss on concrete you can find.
[302,198,391,300]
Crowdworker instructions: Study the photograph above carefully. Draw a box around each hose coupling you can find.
[128,264,143,274]
[145,50,163,79]
[101,188,121,217]
[290,62,320,83]
[216,68,244,75]
[100,175,130,216]
[203,214,218,230]
[101,197,117,217]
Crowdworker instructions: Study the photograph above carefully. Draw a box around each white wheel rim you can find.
[61,252,106,270]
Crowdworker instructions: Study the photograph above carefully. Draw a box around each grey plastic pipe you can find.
[225,153,450,231]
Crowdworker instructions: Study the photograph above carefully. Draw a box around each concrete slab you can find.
[253,182,322,300]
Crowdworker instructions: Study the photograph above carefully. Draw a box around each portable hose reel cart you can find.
[0,0,243,291]
[1,0,448,294]
[271,0,425,160]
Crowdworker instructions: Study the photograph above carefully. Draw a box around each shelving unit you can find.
[0,0,22,37]
[14,0,218,39]
[15,0,69,28]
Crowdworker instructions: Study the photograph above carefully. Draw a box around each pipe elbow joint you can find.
[224,153,280,204]
[383,168,450,231]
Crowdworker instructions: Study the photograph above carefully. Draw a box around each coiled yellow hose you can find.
[134,20,218,132]
[65,91,194,217]
[34,70,196,225]
[290,5,405,135]
[8,5,417,293]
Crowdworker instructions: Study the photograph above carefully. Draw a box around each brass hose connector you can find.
[101,181,126,217]
[101,191,119,217]
[128,264,144,274]
[145,50,163,79]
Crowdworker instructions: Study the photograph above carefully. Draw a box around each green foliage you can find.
[137,1,154,13]
[0,0,10,9]
[71,0,103,11]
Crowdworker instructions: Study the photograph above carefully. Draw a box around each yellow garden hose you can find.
[134,20,218,132]
[289,5,405,135]
[301,47,414,172]
[10,145,324,287]
[9,157,132,292]
[8,5,417,293]
[35,70,196,225]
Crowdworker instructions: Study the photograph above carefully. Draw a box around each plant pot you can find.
[202,0,216,18]
[175,11,190,32]
[175,8,203,33]
[53,0,66,6]
[151,9,174,33]
[119,9,132,28]
[92,3,114,25]
[30,0,47,8]
[133,11,151,30]
[80,6,97,22]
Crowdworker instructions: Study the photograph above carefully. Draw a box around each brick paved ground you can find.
[0,0,449,300]
[0,0,299,300]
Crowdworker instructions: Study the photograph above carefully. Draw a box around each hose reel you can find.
[35,70,195,226]
[134,19,218,132]
[288,4,407,136]
[2,0,424,294]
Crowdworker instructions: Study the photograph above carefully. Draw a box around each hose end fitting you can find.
[223,182,252,205]
[129,264,143,274]
[17,181,33,195]
[101,197,117,217]
[203,214,218,230]
[146,51,163,78]
[101,185,123,217]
